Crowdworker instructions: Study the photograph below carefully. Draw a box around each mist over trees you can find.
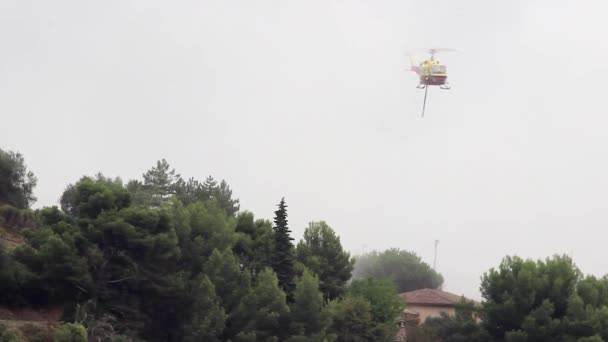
[352,248,444,293]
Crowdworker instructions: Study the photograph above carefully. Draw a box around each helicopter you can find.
[408,48,454,118]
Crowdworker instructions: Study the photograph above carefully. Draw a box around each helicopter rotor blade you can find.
[427,48,457,54]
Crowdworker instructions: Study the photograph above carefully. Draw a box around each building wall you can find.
[407,304,455,322]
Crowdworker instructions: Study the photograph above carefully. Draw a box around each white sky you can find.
[3,0,608,300]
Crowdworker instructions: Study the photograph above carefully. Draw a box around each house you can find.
[395,309,420,342]
[399,288,480,323]
[395,289,481,341]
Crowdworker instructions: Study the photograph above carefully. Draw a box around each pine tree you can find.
[182,275,226,342]
[201,176,239,216]
[327,295,377,342]
[204,248,252,340]
[233,268,289,341]
[271,197,295,302]
[204,248,250,314]
[296,221,354,300]
[215,180,240,216]
[233,212,273,277]
[290,269,330,339]
[203,176,218,196]
[141,159,183,207]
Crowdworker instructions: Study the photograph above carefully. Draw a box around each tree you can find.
[181,275,226,342]
[289,269,330,340]
[348,278,404,340]
[203,176,218,196]
[481,254,583,340]
[233,268,290,341]
[326,295,377,342]
[204,248,252,340]
[353,248,443,293]
[233,212,273,276]
[213,180,240,216]
[577,276,608,308]
[193,176,240,216]
[296,221,354,300]
[185,201,236,260]
[205,248,250,313]
[60,174,131,219]
[0,245,21,305]
[131,159,183,207]
[175,177,206,206]
[0,148,37,208]
[271,198,295,301]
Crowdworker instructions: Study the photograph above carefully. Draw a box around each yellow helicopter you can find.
[408,48,454,117]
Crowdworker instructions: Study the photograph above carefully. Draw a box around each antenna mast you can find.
[433,240,439,270]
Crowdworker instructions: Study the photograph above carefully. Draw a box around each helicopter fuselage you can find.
[417,59,448,86]
[420,74,447,86]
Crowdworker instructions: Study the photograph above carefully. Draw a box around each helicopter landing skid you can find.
[416,84,426,89]
[440,84,451,90]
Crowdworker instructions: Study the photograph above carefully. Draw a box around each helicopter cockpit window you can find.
[431,65,446,74]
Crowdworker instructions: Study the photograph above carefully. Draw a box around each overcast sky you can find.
[3,0,608,300]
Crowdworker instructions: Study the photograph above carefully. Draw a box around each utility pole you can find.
[433,240,439,270]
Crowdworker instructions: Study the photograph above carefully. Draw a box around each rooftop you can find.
[400,288,478,306]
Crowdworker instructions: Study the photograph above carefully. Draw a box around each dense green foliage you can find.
[478,254,608,341]
[352,248,444,293]
[53,323,87,342]
[409,299,489,342]
[289,269,331,340]
[296,221,354,300]
[0,153,412,341]
[9,149,608,342]
[348,278,404,340]
[404,256,608,342]
[127,160,240,215]
[8,149,608,341]
[0,148,37,208]
[415,255,608,341]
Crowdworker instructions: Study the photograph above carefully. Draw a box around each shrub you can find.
[0,323,19,342]
[19,323,53,342]
[53,323,87,342]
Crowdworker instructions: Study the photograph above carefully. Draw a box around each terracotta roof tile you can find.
[399,288,467,306]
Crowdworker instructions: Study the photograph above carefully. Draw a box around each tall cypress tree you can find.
[271,197,295,302]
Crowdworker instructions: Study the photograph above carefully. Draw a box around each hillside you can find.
[0,225,24,251]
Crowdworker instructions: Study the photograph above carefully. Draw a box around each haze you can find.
[3,0,608,300]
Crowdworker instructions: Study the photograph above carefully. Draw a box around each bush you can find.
[0,205,35,229]
[505,330,528,342]
[578,336,605,342]
[0,206,20,226]
[19,323,53,342]
[0,323,19,342]
[53,323,87,342]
